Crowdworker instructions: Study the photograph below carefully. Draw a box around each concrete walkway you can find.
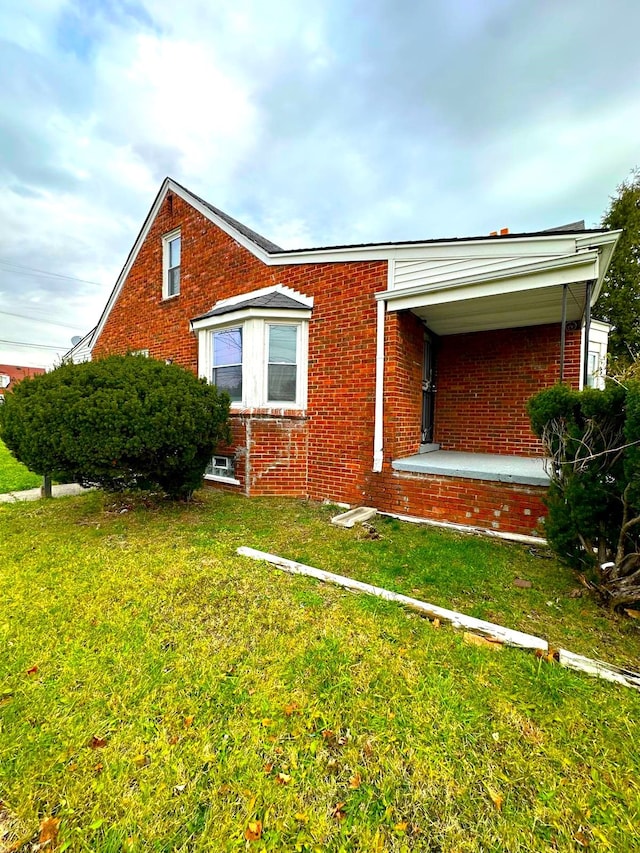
[0,483,88,503]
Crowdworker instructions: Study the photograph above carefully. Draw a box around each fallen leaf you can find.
[349,773,361,789]
[394,822,408,832]
[485,785,503,811]
[321,729,334,741]
[26,665,39,676]
[295,812,308,823]
[573,829,590,847]
[245,820,262,841]
[331,802,346,821]
[463,632,503,651]
[275,772,291,785]
[284,702,299,716]
[133,753,150,768]
[263,762,273,774]
[513,578,532,589]
[90,735,108,749]
[94,762,104,774]
[168,734,179,745]
[173,784,186,795]
[39,816,60,846]
[67,762,78,772]
[261,718,273,727]
[432,618,441,628]
[625,608,640,619]
[184,715,194,728]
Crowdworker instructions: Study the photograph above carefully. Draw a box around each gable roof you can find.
[90,177,621,353]
[171,179,283,254]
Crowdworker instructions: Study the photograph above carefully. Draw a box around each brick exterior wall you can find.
[93,189,583,535]
[434,324,582,455]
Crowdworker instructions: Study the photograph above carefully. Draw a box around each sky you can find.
[1,0,639,368]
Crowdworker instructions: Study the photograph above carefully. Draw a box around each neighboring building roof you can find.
[193,291,311,322]
[63,328,97,363]
[0,364,46,394]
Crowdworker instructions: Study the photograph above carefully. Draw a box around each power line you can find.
[0,338,67,351]
[0,258,106,287]
[0,309,84,332]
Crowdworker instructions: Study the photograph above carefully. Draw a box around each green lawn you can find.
[1,490,639,851]
[0,438,41,492]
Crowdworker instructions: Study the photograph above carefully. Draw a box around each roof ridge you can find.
[169,178,284,254]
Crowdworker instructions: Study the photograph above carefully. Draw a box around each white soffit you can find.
[412,282,588,336]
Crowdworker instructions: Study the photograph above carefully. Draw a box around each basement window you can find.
[205,455,239,483]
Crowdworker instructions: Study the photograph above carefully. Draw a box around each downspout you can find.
[560,283,567,383]
[373,299,385,472]
[582,279,593,388]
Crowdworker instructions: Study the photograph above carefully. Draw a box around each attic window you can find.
[0,374,10,389]
[163,229,181,298]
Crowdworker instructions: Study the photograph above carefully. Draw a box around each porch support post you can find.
[560,283,567,382]
[582,279,593,388]
[373,299,385,472]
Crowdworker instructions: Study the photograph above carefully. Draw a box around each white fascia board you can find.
[582,229,622,304]
[269,230,613,265]
[378,251,600,311]
[191,307,311,332]
[205,283,314,312]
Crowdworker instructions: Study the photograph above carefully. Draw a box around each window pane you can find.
[268,364,296,402]
[213,328,242,367]
[168,266,180,296]
[213,365,243,401]
[169,236,181,267]
[269,325,296,364]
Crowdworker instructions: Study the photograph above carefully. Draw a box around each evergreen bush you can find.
[0,355,231,499]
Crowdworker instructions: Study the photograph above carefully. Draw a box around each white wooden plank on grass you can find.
[236,546,548,652]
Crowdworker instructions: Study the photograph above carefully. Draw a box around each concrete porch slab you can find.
[391,450,550,486]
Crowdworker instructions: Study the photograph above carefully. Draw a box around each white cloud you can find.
[1,0,640,366]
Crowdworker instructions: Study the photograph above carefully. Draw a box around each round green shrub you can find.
[0,355,231,499]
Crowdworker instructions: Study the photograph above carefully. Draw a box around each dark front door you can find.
[421,332,437,444]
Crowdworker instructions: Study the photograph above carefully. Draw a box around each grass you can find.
[0,490,639,851]
[0,439,41,492]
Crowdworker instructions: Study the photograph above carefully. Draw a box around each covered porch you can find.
[372,227,620,475]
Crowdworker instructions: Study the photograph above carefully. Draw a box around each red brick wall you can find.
[93,189,581,534]
[434,324,582,455]
[363,469,547,537]
[93,191,386,504]
[384,311,424,460]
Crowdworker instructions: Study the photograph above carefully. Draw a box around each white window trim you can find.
[265,322,301,406]
[204,454,241,485]
[194,308,310,411]
[162,228,181,300]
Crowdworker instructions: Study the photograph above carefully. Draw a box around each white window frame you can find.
[212,326,243,403]
[204,454,240,484]
[193,300,310,410]
[162,228,181,299]
[265,322,302,406]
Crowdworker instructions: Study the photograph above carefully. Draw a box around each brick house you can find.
[0,364,46,401]
[82,179,619,536]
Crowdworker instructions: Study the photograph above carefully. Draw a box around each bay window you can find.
[191,285,312,410]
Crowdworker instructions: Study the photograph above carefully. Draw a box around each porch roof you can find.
[392,451,549,487]
[377,230,620,336]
